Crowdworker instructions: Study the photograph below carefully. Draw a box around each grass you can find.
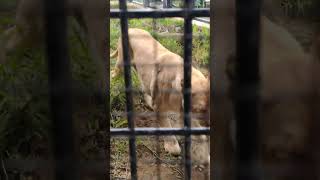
[110,18,210,129]
[1,2,213,160]
[0,12,105,158]
[110,18,210,64]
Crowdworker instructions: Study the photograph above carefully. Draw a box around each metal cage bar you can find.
[144,0,150,7]
[111,1,210,180]
[111,127,210,136]
[110,8,210,18]
[1,0,265,179]
[163,0,172,8]
[112,0,262,179]
[183,0,194,179]
[44,0,78,179]
[118,0,138,179]
[234,0,261,180]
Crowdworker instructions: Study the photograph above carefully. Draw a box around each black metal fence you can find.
[45,0,81,179]
[110,0,260,179]
[130,0,209,8]
[0,0,262,179]
[110,0,210,179]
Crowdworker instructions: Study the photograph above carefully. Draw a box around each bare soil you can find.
[111,111,210,180]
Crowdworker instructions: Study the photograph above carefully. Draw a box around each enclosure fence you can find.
[111,0,262,179]
[110,0,260,179]
[0,0,263,179]
[110,0,210,179]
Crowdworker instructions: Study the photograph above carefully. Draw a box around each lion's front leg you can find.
[158,111,181,155]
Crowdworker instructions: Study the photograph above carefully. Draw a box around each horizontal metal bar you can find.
[110,127,210,136]
[110,8,210,18]
[120,87,190,94]
[111,111,209,117]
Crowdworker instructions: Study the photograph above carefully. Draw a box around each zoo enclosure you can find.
[0,0,261,179]
[110,0,261,180]
[110,0,210,179]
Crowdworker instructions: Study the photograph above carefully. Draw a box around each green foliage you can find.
[110,18,210,66]
[0,10,210,158]
[194,0,205,8]
[110,68,141,113]
[0,15,101,158]
[110,19,121,50]
[110,67,141,128]
[192,25,210,67]
[111,138,128,155]
[0,44,50,157]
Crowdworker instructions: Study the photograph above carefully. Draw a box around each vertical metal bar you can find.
[118,0,138,179]
[106,0,111,179]
[235,0,261,180]
[144,0,150,7]
[163,0,167,8]
[44,0,77,180]
[183,0,193,179]
[168,0,172,8]
[163,0,171,8]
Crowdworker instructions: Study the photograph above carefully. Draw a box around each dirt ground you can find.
[111,110,210,180]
